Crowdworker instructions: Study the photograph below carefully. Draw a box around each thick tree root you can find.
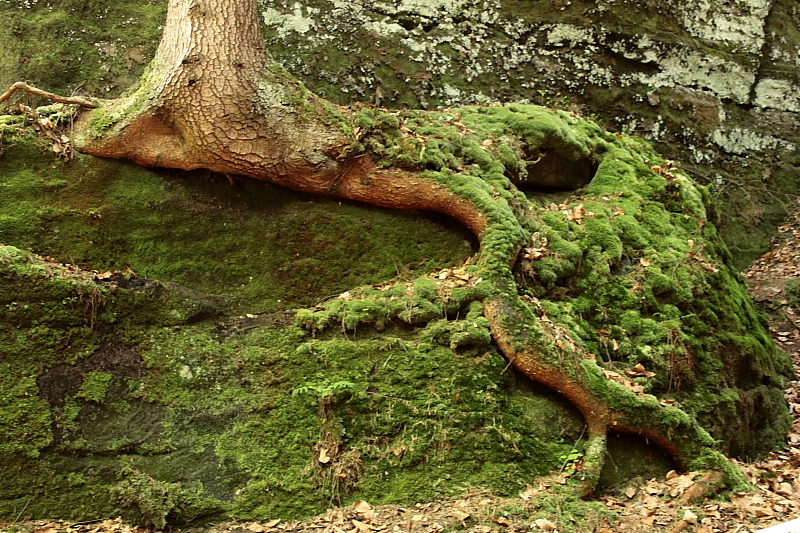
[482,282,744,495]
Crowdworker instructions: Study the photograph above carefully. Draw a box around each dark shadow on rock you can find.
[37,339,147,445]
[214,309,296,340]
[510,150,597,191]
[37,339,146,408]
[100,274,226,323]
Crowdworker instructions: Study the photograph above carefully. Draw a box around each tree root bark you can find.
[0,82,99,109]
[483,282,739,495]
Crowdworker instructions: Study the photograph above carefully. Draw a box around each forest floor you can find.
[5,203,800,533]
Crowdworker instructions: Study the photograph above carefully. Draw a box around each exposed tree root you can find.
[0,82,99,109]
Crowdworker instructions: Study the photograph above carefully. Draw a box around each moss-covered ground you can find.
[0,131,581,526]
[0,133,473,315]
[0,100,792,529]
[0,241,584,525]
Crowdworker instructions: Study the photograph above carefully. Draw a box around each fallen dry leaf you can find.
[533,518,557,531]
[318,447,331,464]
[682,509,698,524]
[353,500,372,513]
[492,516,511,526]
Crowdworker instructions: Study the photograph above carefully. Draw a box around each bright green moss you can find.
[0,138,472,316]
[0,96,790,526]
[75,370,113,402]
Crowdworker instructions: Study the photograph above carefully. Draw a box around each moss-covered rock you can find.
[0,242,584,524]
[0,134,473,316]
[247,0,798,267]
[0,68,792,527]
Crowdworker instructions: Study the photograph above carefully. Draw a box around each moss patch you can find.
[0,97,791,525]
[0,135,473,316]
[0,0,166,98]
[0,247,582,523]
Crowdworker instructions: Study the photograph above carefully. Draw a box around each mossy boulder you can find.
[0,241,584,525]
[0,103,791,526]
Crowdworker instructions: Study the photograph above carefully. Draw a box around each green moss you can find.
[0,374,52,458]
[0,0,167,98]
[523,483,615,533]
[0,93,790,526]
[75,370,113,402]
[112,466,224,528]
[0,137,472,316]
[0,240,581,524]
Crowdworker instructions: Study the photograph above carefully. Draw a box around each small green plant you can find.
[292,380,355,400]
[112,466,184,529]
[558,448,584,474]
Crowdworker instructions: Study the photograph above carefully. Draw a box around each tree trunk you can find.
[74,0,490,235]
[76,0,343,178]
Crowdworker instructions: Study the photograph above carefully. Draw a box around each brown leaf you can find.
[318,447,331,464]
[731,492,753,512]
[533,518,557,531]
[493,516,511,527]
[351,519,372,531]
[777,482,795,496]
[353,500,372,513]
[682,510,698,525]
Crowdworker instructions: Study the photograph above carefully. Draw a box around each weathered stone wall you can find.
[256,0,800,265]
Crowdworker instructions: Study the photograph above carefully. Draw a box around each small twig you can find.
[558,425,587,474]
[0,81,99,108]
[782,308,800,333]
[71,518,105,526]
[13,494,34,523]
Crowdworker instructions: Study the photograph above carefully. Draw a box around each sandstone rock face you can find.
[0,0,797,259]
[0,1,797,525]
[257,0,800,264]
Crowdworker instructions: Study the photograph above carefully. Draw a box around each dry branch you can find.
[0,82,99,108]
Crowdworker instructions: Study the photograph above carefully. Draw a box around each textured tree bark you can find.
[72,0,489,236]
[76,0,342,177]
[4,0,741,496]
